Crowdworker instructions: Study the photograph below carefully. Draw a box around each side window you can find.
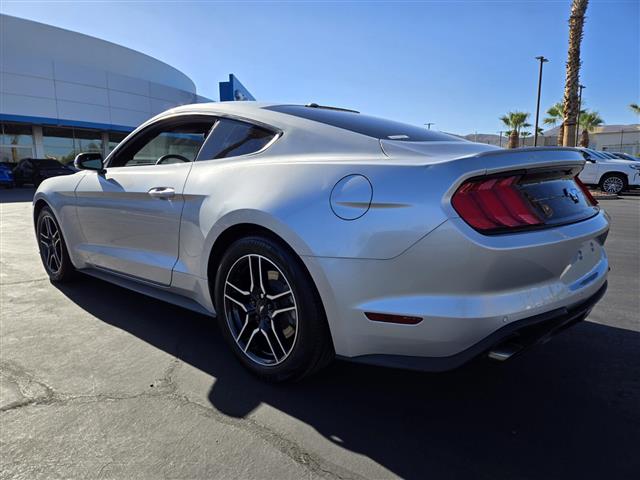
[129,131,205,166]
[109,118,216,167]
[198,118,276,160]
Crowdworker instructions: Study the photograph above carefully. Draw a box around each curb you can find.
[589,192,619,200]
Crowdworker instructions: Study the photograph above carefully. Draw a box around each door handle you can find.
[148,187,175,199]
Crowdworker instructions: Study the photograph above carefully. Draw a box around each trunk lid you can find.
[381,141,599,233]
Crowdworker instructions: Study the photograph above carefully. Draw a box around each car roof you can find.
[158,102,289,126]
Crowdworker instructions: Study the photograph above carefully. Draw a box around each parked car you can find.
[593,150,616,159]
[610,152,640,162]
[0,162,15,188]
[33,102,609,381]
[13,158,74,187]
[577,148,640,194]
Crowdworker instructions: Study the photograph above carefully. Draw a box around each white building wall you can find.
[0,14,208,130]
[590,127,640,155]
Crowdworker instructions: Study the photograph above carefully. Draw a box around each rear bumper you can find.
[304,211,610,359]
[344,281,607,371]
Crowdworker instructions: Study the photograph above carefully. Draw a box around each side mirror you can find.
[74,152,105,173]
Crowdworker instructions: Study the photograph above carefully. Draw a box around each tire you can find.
[36,206,76,282]
[599,173,627,195]
[214,236,334,382]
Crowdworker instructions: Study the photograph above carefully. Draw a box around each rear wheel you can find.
[36,206,76,282]
[600,173,626,194]
[214,236,333,382]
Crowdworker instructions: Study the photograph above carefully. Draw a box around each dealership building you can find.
[0,14,219,165]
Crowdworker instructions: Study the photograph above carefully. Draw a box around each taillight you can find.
[574,176,598,206]
[452,175,543,232]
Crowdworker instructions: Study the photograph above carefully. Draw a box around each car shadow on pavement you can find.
[56,276,640,479]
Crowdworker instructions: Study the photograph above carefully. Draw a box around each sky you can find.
[1,0,638,135]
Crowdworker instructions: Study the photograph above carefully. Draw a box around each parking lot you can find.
[1,188,638,479]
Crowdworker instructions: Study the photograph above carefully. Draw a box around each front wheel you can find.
[600,173,627,195]
[36,206,76,282]
[214,236,333,382]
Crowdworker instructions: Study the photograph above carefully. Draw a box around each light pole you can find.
[498,131,503,147]
[575,84,585,145]
[424,122,435,130]
[534,56,549,147]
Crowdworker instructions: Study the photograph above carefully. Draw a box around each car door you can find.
[75,115,216,285]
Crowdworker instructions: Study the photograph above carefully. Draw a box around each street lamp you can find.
[498,131,504,147]
[533,56,549,147]
[575,84,585,145]
[424,122,435,130]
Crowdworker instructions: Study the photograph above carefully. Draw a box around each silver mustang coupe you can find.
[34,102,609,381]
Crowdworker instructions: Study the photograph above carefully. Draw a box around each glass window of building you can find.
[42,127,75,164]
[0,123,35,164]
[74,129,102,154]
[108,132,129,152]
[42,127,103,164]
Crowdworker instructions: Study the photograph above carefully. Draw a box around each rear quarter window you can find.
[198,118,276,160]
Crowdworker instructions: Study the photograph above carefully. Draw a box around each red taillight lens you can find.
[574,176,598,206]
[452,175,543,232]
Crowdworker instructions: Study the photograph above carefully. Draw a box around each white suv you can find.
[577,148,640,194]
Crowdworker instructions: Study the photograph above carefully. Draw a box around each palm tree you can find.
[562,0,589,146]
[521,131,532,147]
[578,110,603,147]
[544,102,565,146]
[500,111,531,148]
[630,103,640,115]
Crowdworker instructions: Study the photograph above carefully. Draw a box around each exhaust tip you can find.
[488,342,523,362]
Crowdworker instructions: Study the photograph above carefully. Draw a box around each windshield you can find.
[614,153,640,161]
[264,105,462,142]
[584,149,608,159]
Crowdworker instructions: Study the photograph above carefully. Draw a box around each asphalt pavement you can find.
[1,188,638,480]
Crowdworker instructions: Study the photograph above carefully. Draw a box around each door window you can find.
[108,118,216,167]
[197,118,276,160]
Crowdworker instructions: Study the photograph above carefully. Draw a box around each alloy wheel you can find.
[39,214,63,274]
[223,254,298,366]
[602,176,624,194]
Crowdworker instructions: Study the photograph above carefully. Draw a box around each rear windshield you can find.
[264,105,461,142]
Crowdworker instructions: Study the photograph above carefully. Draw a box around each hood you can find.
[601,158,640,165]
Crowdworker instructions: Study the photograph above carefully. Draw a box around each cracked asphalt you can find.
[1,188,639,480]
